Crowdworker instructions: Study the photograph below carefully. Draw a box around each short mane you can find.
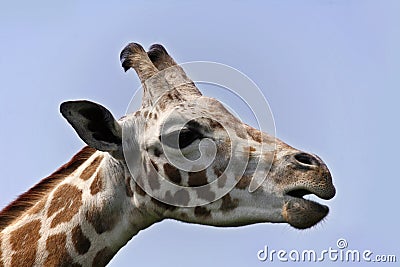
[0,146,96,231]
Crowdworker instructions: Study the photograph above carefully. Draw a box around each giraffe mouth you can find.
[282,188,330,229]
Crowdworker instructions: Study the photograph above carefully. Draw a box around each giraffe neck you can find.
[0,147,159,266]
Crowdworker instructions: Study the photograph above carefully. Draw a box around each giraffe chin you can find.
[282,198,329,229]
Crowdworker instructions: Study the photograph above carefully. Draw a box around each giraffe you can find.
[0,43,336,266]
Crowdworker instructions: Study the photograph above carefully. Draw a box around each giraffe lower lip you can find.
[282,197,329,229]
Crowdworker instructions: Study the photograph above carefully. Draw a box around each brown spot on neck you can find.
[0,146,96,232]
[72,225,91,255]
[80,155,104,181]
[86,204,120,234]
[10,220,41,267]
[48,184,83,228]
[90,172,104,195]
[45,233,81,267]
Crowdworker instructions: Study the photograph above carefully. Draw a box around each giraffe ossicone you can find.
[0,42,336,266]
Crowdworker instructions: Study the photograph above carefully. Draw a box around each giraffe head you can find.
[61,43,335,230]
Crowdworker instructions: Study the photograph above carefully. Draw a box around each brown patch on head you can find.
[166,92,174,101]
[9,220,41,267]
[220,194,239,212]
[158,100,166,111]
[80,155,104,181]
[0,146,96,231]
[246,127,262,143]
[150,197,177,211]
[48,184,82,228]
[214,167,228,188]
[86,204,120,234]
[125,177,134,198]
[179,212,189,220]
[142,159,148,173]
[235,127,248,139]
[194,206,211,218]
[235,175,252,190]
[148,160,161,191]
[188,170,208,187]
[90,172,104,195]
[195,186,216,202]
[92,247,114,267]
[135,183,146,196]
[163,163,182,184]
[174,189,190,206]
[217,173,228,188]
[45,233,81,267]
[204,118,224,131]
[164,189,190,206]
[155,90,185,111]
[72,225,91,255]
[150,160,159,171]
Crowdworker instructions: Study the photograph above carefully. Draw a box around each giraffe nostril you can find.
[293,153,320,167]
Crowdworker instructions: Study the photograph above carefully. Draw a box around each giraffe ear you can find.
[60,100,122,152]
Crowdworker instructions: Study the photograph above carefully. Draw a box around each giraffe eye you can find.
[161,128,202,149]
[178,128,202,148]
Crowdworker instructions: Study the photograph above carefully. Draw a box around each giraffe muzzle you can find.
[280,152,336,229]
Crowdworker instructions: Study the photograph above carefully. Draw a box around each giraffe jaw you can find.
[281,195,329,229]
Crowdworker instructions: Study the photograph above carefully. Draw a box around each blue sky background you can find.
[1,1,399,266]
